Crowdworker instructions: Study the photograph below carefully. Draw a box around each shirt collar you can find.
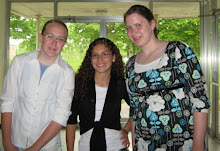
[27,48,66,69]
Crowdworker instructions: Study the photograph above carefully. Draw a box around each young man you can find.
[1,20,75,151]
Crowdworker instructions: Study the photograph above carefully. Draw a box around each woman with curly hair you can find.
[66,38,131,151]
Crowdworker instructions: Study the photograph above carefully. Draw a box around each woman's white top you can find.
[134,57,162,73]
[79,85,125,151]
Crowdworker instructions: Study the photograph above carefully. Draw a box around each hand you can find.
[120,129,130,148]
[192,142,205,151]
[3,143,19,151]
[23,146,38,151]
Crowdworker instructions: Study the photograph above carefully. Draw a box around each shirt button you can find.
[91,99,94,102]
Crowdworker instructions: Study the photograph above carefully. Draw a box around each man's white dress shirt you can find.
[1,49,75,150]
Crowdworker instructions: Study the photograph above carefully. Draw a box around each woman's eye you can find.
[136,24,141,28]
[126,26,132,30]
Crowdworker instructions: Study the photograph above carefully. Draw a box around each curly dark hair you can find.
[74,38,125,98]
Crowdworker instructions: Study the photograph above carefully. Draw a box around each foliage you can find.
[107,23,141,59]
[62,23,100,70]
[10,14,200,71]
[158,18,200,58]
[10,14,49,54]
[10,14,36,53]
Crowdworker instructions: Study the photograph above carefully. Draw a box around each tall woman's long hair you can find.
[74,38,125,98]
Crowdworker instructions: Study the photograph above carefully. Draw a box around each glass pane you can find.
[217,86,220,139]
[106,23,140,60]
[106,22,140,120]
[62,23,100,71]
[208,84,213,129]
[208,14,213,130]
[217,16,220,140]
[158,18,200,61]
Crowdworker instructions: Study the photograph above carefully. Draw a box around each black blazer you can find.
[67,75,130,135]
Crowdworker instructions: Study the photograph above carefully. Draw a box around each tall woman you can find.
[66,38,131,151]
[124,5,210,151]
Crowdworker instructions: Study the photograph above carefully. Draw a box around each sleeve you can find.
[176,42,211,113]
[0,57,19,113]
[67,93,79,125]
[53,67,75,126]
[122,79,130,106]
[128,90,136,121]
[125,58,136,121]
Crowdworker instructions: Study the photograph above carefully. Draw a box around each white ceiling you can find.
[11,1,200,20]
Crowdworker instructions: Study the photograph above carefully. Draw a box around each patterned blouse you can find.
[126,41,211,151]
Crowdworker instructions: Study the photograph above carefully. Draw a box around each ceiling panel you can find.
[58,2,149,17]
[11,1,200,19]
[11,2,54,18]
[154,2,199,18]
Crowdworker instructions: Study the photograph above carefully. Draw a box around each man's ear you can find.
[39,33,43,43]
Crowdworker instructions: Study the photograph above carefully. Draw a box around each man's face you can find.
[39,22,68,60]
